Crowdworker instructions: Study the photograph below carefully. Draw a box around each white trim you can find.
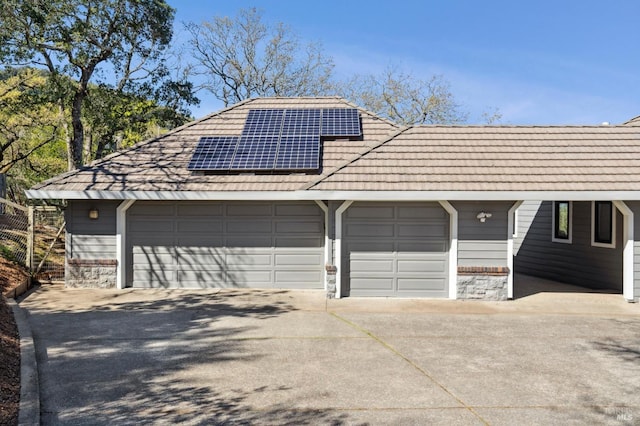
[591,201,616,249]
[313,200,330,291]
[512,209,519,238]
[507,201,524,299]
[25,189,640,202]
[334,200,353,299]
[612,201,634,301]
[438,201,458,300]
[116,200,136,290]
[551,201,573,244]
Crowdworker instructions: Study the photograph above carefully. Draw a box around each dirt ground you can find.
[0,256,30,426]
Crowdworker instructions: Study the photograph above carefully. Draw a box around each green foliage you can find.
[0,0,197,170]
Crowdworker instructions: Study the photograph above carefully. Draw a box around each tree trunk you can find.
[69,91,85,170]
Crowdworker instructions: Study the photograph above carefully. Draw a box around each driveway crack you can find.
[329,311,490,426]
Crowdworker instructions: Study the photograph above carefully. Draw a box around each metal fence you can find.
[0,198,66,282]
[0,198,31,267]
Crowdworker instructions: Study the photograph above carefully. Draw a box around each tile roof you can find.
[306,125,640,192]
[31,97,398,193]
[29,97,640,196]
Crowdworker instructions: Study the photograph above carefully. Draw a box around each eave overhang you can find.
[24,189,640,202]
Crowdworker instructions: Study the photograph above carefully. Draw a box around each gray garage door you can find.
[343,202,449,297]
[127,201,324,289]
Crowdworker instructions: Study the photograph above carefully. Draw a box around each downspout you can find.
[334,200,354,299]
[438,201,458,299]
[612,201,634,302]
[314,200,329,291]
[507,201,524,299]
[116,200,136,290]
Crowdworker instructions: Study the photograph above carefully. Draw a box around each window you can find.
[552,201,572,243]
[592,201,616,248]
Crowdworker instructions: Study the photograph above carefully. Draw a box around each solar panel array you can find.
[188,108,360,172]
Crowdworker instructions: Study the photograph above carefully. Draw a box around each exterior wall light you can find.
[88,208,99,220]
[476,211,492,223]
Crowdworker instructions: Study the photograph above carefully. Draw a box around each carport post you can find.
[438,201,458,299]
[313,200,330,291]
[507,201,523,299]
[334,200,353,299]
[612,201,634,301]
[116,200,136,290]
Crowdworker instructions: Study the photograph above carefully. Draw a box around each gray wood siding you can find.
[65,200,119,259]
[342,202,449,297]
[127,201,324,289]
[451,201,511,267]
[514,201,623,291]
[624,201,640,297]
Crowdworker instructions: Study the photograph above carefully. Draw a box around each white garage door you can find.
[127,201,324,289]
[343,202,449,297]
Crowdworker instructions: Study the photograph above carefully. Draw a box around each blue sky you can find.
[168,1,640,125]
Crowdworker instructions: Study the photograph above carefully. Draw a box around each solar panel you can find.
[321,108,361,137]
[230,135,279,170]
[242,109,284,136]
[187,108,360,172]
[274,135,320,170]
[282,109,321,135]
[187,136,239,170]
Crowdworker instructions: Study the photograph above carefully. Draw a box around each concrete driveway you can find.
[18,284,640,425]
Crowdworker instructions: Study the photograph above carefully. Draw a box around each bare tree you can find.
[339,67,469,125]
[186,8,335,106]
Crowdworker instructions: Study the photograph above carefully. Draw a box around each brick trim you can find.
[457,266,510,276]
[67,258,117,267]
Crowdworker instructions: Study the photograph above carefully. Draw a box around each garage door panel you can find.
[397,278,446,292]
[228,270,273,286]
[130,203,174,216]
[351,259,394,273]
[132,269,174,281]
[133,251,173,264]
[226,221,272,234]
[345,202,449,298]
[275,221,323,234]
[177,203,223,216]
[226,236,272,247]
[397,205,448,219]
[177,270,225,283]
[275,270,323,283]
[397,241,447,253]
[274,237,323,248]
[129,234,173,245]
[347,206,394,219]
[397,259,446,274]
[275,204,322,217]
[350,278,394,291]
[176,253,225,268]
[225,253,272,266]
[177,220,223,233]
[347,241,395,253]
[398,224,447,238]
[274,253,323,266]
[226,204,272,216]
[175,237,224,246]
[129,201,324,289]
[346,223,394,238]
[131,220,174,232]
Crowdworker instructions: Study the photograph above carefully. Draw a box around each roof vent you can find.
[601,121,610,126]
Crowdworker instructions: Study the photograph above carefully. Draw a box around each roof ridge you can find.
[300,126,413,191]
